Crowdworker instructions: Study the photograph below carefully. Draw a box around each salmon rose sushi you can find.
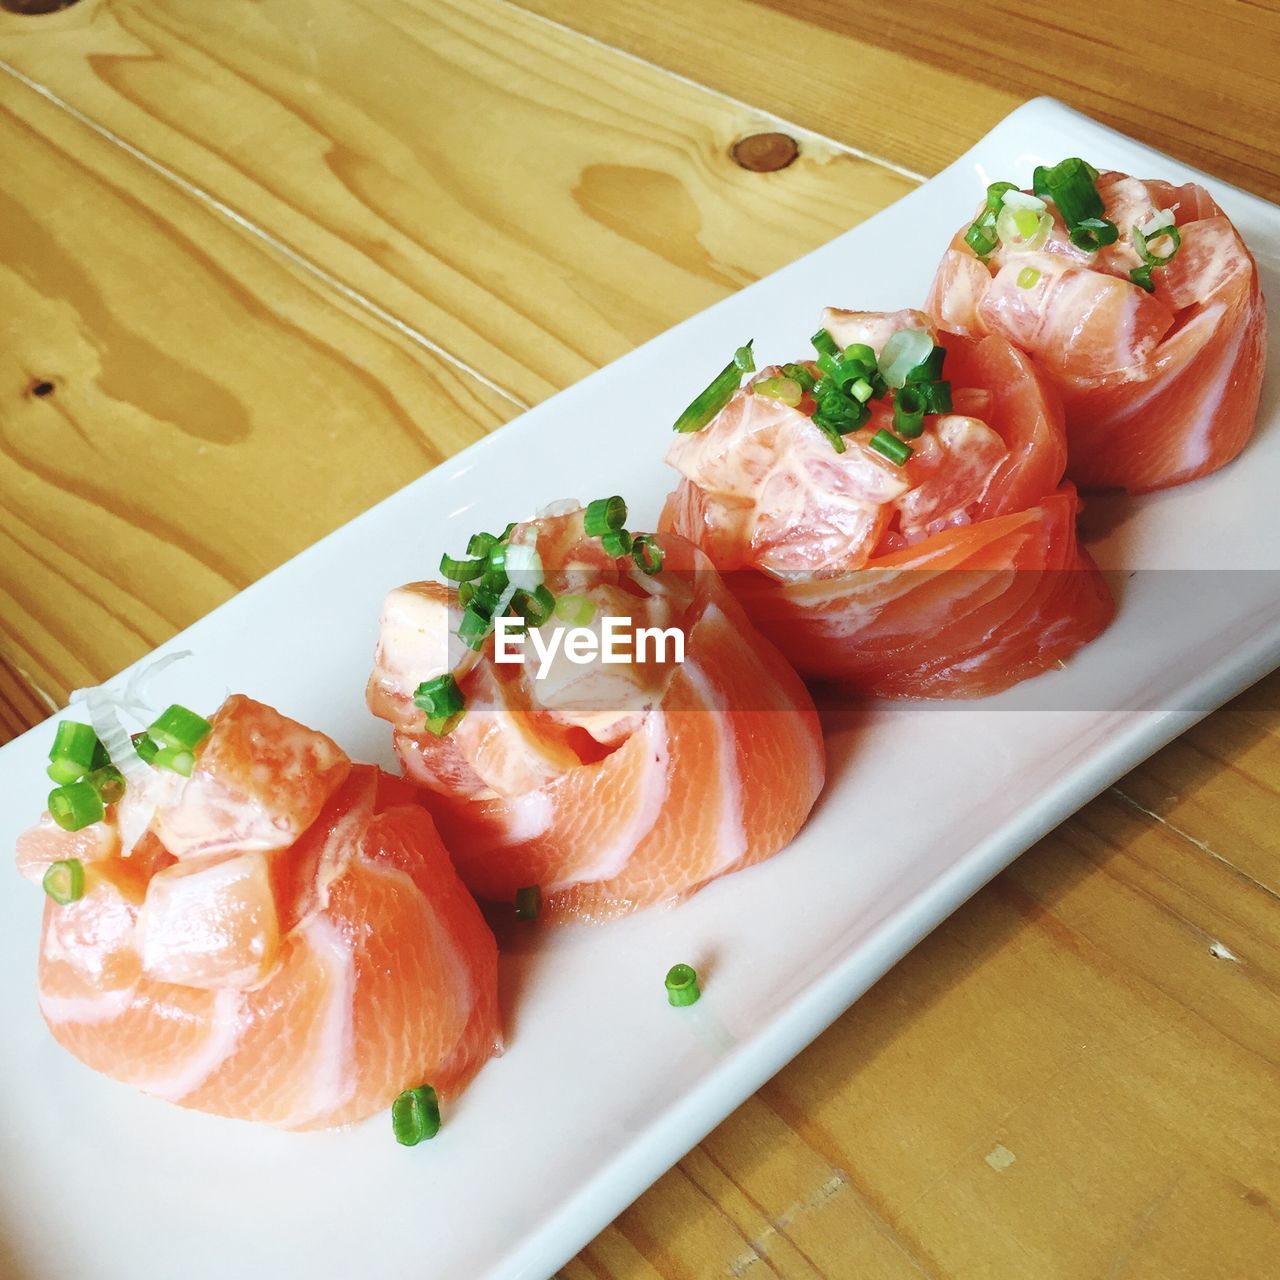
[366,500,824,923]
[17,694,500,1132]
[660,311,1114,697]
[926,157,1266,493]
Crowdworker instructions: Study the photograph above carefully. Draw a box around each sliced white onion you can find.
[69,651,193,780]
[996,206,1053,253]
[503,541,544,592]
[877,328,933,389]
[1138,208,1176,237]
[122,649,193,711]
[71,687,143,779]
[999,190,1047,214]
[491,580,520,628]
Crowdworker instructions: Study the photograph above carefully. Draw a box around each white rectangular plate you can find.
[2,98,1278,1280]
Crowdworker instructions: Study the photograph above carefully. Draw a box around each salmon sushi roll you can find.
[926,157,1267,493]
[660,311,1114,697]
[18,694,500,1131]
[366,501,824,923]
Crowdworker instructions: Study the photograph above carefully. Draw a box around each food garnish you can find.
[673,342,756,433]
[392,1084,442,1146]
[665,963,701,1008]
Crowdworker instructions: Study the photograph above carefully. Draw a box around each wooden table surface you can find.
[1,1,1277,1276]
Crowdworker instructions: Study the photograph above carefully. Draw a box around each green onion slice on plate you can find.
[392,1084,441,1146]
[665,963,701,1007]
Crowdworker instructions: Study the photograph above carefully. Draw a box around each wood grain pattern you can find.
[515,0,1280,201]
[0,70,508,721]
[512,0,1017,182]
[0,0,915,406]
[0,0,1276,1277]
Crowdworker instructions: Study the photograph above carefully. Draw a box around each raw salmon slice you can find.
[661,315,1113,697]
[367,504,824,922]
[926,171,1267,493]
[21,696,499,1130]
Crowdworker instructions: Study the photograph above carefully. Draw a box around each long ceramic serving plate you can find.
[2,98,1278,1280]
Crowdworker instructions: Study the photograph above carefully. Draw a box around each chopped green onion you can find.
[48,781,104,832]
[813,421,846,453]
[1012,207,1041,239]
[893,386,927,439]
[414,674,465,721]
[673,342,755,433]
[43,859,86,906]
[45,758,89,787]
[812,380,871,440]
[601,528,633,557]
[903,346,946,384]
[514,584,556,627]
[1017,266,1041,290]
[475,571,507,608]
[584,496,628,537]
[86,765,126,806]
[130,732,160,766]
[665,963,701,1007]
[828,355,876,392]
[1035,156,1105,228]
[515,885,542,920]
[467,531,499,558]
[458,604,493,651]
[391,1085,441,1146]
[148,705,213,754]
[780,362,816,393]
[841,343,877,373]
[868,429,913,467]
[810,328,840,359]
[815,342,877,395]
[426,712,465,737]
[554,594,596,626]
[752,376,803,407]
[985,180,1017,211]
[848,377,874,404]
[996,206,1053,252]
[631,534,664,575]
[46,721,105,785]
[812,349,840,383]
[1130,266,1155,293]
[1133,222,1182,267]
[917,380,953,415]
[152,746,196,777]
[439,553,484,582]
[965,214,998,258]
[1068,217,1119,252]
